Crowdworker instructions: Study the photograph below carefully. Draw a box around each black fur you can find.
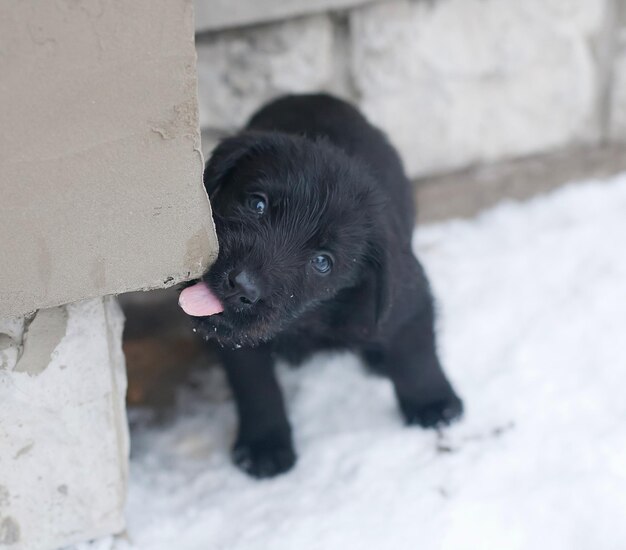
[191,94,463,478]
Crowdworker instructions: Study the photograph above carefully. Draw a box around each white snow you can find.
[76,175,626,550]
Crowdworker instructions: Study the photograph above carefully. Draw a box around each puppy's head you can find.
[191,132,389,347]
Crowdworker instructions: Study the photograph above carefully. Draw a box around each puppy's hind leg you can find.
[218,345,296,478]
[365,302,463,429]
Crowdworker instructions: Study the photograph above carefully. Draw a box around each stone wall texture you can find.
[197,15,335,132]
[195,0,624,178]
[0,298,128,550]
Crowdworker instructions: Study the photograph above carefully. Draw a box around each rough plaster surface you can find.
[196,14,335,131]
[194,0,381,32]
[0,297,128,550]
[0,0,217,318]
[350,0,607,177]
[13,308,68,376]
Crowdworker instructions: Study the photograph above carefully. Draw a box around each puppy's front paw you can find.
[400,394,464,429]
[232,434,296,479]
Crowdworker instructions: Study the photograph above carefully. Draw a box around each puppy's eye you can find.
[311,253,333,275]
[247,193,267,215]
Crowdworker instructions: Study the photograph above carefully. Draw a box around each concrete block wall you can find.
[195,0,625,179]
[0,298,128,550]
[197,15,335,132]
[0,0,218,318]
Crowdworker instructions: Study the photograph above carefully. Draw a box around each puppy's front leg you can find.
[366,306,463,428]
[218,345,296,478]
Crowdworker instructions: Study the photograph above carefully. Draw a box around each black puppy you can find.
[180,94,463,478]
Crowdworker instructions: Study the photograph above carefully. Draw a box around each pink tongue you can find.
[179,281,224,317]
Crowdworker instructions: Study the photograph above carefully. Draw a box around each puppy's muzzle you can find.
[225,269,261,308]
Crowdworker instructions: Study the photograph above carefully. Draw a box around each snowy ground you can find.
[79,175,626,550]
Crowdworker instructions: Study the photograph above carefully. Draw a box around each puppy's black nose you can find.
[226,270,261,307]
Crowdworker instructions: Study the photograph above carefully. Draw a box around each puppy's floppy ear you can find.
[203,132,268,198]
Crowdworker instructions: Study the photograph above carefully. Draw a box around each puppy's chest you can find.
[273,332,346,365]
[273,316,375,365]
